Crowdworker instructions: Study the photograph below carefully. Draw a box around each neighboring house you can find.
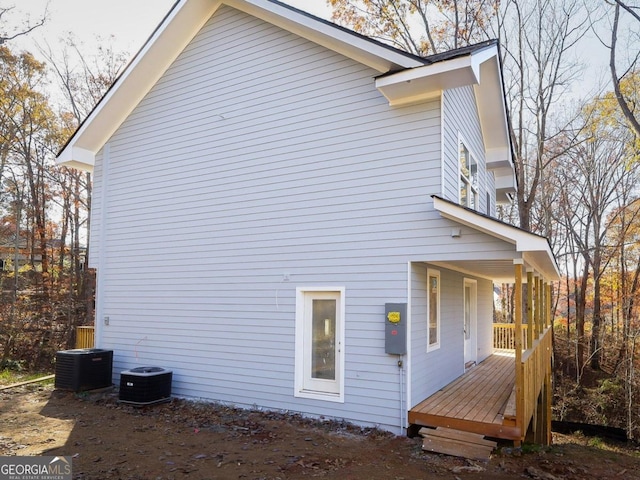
[57,0,559,444]
[0,237,42,272]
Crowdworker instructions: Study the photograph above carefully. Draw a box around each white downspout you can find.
[405,261,412,433]
[398,354,404,434]
[94,144,110,348]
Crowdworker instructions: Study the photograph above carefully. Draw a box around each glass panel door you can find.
[302,291,341,395]
[312,299,336,380]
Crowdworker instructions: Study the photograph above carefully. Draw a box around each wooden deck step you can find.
[419,427,497,461]
[504,385,517,420]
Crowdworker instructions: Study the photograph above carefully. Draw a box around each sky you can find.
[8,0,330,55]
[4,0,614,101]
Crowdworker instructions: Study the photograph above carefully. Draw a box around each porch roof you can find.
[431,196,560,283]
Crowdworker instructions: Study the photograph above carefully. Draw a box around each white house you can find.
[57,0,559,442]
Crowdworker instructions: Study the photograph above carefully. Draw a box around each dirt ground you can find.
[1,382,639,480]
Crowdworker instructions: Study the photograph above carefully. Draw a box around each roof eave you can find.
[57,0,218,170]
[374,43,498,106]
[432,196,560,281]
[56,0,425,170]
[375,44,516,202]
[231,0,425,72]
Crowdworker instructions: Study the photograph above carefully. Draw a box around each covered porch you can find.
[410,197,559,446]
[410,322,553,444]
[409,349,518,440]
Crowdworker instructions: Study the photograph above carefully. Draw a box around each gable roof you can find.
[56,0,513,176]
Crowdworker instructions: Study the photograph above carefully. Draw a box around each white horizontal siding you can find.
[410,263,494,407]
[94,6,442,433]
[441,86,489,213]
[409,264,463,406]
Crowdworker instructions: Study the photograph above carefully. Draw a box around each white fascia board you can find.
[56,146,95,172]
[523,251,561,282]
[486,147,512,170]
[494,168,517,203]
[494,168,516,190]
[469,45,496,81]
[473,54,511,155]
[434,196,517,246]
[57,0,221,169]
[229,0,423,72]
[432,197,559,280]
[375,55,479,106]
[58,0,423,170]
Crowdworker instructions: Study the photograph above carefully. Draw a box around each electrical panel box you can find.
[385,303,407,355]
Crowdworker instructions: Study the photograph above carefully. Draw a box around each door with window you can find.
[295,288,344,401]
[463,279,477,368]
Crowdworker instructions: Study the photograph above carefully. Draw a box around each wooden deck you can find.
[408,350,520,440]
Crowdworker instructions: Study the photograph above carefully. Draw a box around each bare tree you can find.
[551,98,640,374]
[606,0,640,138]
[0,4,47,45]
[328,0,497,55]
[41,36,128,324]
[493,0,592,232]
[41,35,127,122]
[1,48,59,299]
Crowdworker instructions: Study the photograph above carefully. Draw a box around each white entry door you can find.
[464,279,477,368]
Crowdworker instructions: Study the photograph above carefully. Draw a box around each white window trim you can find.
[458,134,479,210]
[294,286,345,403]
[463,278,478,367]
[427,269,441,352]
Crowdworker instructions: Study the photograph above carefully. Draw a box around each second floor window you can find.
[459,141,478,210]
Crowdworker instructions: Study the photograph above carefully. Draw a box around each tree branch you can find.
[609,4,640,137]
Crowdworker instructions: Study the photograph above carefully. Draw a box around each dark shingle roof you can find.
[422,39,499,64]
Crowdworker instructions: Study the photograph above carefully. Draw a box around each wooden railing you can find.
[494,322,553,444]
[518,326,552,444]
[75,326,95,349]
[493,323,528,350]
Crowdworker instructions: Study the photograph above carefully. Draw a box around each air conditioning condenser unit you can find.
[119,366,172,405]
[54,348,113,392]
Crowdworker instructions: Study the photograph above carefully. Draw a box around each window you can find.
[295,287,345,402]
[459,140,478,210]
[427,269,440,351]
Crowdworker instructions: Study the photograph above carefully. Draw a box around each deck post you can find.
[514,260,524,446]
[536,276,543,340]
[526,269,534,349]
[534,389,544,443]
[545,282,551,329]
[544,282,553,445]
[544,357,553,445]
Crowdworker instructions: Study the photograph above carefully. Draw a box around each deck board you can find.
[409,351,519,440]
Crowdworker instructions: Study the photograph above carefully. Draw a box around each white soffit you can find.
[494,167,516,191]
[473,55,511,155]
[375,56,478,106]
[375,44,497,107]
[486,147,512,170]
[432,197,560,281]
[56,0,219,170]
[228,0,424,72]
